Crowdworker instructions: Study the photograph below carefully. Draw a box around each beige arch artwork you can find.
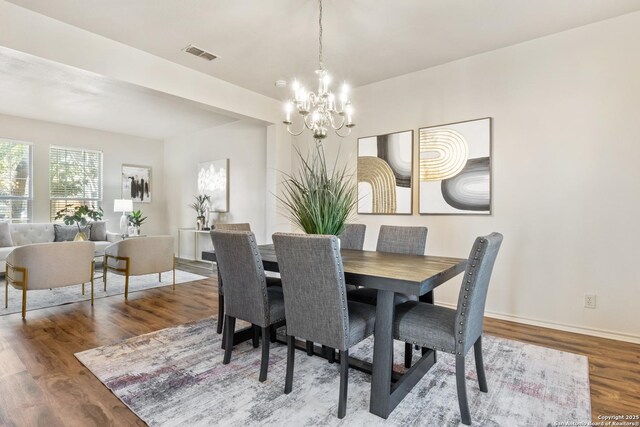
[420,128,469,181]
[358,156,397,213]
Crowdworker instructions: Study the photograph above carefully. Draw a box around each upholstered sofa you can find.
[0,222,119,272]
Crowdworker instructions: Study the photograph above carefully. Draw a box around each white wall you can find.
[293,11,640,342]
[0,113,167,235]
[164,120,269,252]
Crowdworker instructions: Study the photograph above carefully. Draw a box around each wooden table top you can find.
[203,245,467,296]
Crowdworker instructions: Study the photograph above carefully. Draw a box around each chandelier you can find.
[283,0,355,140]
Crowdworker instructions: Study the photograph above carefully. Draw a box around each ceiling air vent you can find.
[183,45,218,61]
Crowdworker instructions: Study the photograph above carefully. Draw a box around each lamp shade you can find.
[114,199,133,213]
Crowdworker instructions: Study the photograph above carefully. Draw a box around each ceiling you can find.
[8,0,640,100]
[0,46,237,139]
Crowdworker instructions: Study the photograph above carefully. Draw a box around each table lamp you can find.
[114,199,133,236]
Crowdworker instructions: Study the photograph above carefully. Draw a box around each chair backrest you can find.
[376,225,428,255]
[7,241,94,290]
[273,233,350,351]
[455,232,503,354]
[106,236,174,275]
[338,223,366,250]
[211,223,251,231]
[210,230,271,327]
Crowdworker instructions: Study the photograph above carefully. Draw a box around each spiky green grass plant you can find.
[278,144,357,236]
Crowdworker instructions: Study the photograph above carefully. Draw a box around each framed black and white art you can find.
[357,130,413,215]
[418,117,492,215]
[122,164,151,203]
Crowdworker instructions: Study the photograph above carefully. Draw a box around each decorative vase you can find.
[74,231,88,241]
[196,216,205,230]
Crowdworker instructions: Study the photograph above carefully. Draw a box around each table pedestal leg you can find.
[370,289,394,418]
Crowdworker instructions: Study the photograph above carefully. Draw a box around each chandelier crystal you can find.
[283,0,355,140]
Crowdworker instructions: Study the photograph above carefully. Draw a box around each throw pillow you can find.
[90,221,107,241]
[0,221,14,247]
[54,224,92,242]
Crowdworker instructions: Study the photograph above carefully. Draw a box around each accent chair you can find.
[5,241,95,318]
[103,236,175,299]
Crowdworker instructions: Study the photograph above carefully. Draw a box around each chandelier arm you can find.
[334,126,352,138]
[285,122,306,137]
[330,114,346,131]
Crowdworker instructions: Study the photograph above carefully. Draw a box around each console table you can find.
[177,228,213,264]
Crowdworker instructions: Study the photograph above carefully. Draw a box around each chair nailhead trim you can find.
[455,237,486,355]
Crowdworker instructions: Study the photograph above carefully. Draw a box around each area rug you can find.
[75,317,591,426]
[0,270,207,316]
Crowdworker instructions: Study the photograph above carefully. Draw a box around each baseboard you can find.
[436,302,640,345]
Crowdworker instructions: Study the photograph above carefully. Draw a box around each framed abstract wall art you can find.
[357,130,413,215]
[122,164,151,203]
[418,117,492,215]
[197,159,229,212]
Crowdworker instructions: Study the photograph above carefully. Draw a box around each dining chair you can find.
[210,223,281,336]
[273,232,376,419]
[393,232,503,425]
[338,223,366,250]
[210,230,286,382]
[347,225,428,366]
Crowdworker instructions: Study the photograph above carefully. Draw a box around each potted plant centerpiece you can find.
[54,204,104,241]
[190,194,211,230]
[127,210,147,236]
[278,144,357,239]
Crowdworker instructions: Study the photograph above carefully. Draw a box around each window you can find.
[0,139,33,223]
[49,146,103,220]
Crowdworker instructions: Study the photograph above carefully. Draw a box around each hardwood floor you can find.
[0,270,637,425]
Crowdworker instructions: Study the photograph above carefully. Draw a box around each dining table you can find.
[202,245,467,419]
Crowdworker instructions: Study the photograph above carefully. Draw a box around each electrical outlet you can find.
[584,294,597,309]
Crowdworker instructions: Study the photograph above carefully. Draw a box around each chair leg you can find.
[252,325,260,348]
[322,345,335,364]
[82,283,85,295]
[91,262,95,306]
[284,335,295,394]
[21,274,27,319]
[259,327,270,382]
[338,349,349,419]
[159,272,161,281]
[306,340,314,356]
[5,265,8,308]
[216,293,224,334]
[223,315,235,364]
[103,255,107,291]
[172,261,176,291]
[124,273,129,300]
[404,342,413,368]
[269,324,277,343]
[474,336,488,393]
[456,354,471,425]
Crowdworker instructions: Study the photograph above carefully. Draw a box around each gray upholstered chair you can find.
[347,225,428,366]
[104,236,175,299]
[273,232,376,419]
[211,230,286,382]
[210,223,281,335]
[5,241,95,318]
[338,223,366,250]
[393,232,503,425]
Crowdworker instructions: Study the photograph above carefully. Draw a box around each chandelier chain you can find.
[318,0,323,70]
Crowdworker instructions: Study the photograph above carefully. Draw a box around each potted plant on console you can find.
[127,210,147,236]
[190,194,211,230]
[54,204,104,241]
